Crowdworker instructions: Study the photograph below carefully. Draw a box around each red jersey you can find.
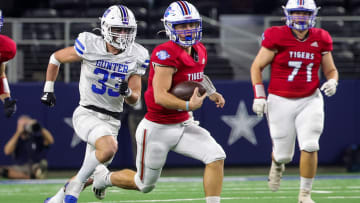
[0,34,17,63]
[262,26,332,98]
[145,41,207,124]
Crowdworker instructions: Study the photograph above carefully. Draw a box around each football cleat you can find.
[298,189,315,203]
[268,160,285,192]
[92,187,106,200]
[63,195,77,203]
[93,164,111,199]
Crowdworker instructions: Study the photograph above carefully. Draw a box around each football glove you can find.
[3,97,17,118]
[41,92,56,107]
[119,81,132,97]
[252,98,267,117]
[320,79,337,97]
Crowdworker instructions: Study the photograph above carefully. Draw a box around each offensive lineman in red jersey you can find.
[0,10,17,118]
[250,0,338,203]
[92,2,226,203]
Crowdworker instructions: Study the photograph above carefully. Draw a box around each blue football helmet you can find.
[162,1,202,47]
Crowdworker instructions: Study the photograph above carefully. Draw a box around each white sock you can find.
[206,196,220,203]
[300,176,314,191]
[105,172,113,187]
[75,151,100,183]
[51,187,65,201]
[65,180,84,198]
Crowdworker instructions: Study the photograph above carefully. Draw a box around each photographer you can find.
[1,115,54,179]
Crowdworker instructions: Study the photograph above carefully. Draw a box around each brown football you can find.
[170,81,206,101]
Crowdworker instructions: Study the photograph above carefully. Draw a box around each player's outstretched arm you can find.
[250,46,275,117]
[41,47,82,107]
[208,92,225,108]
[320,52,339,97]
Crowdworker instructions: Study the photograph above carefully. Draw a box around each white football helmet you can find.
[101,5,137,51]
[283,0,320,30]
[162,1,202,47]
[0,10,3,32]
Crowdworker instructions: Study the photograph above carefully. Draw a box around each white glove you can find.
[320,79,338,97]
[252,98,267,117]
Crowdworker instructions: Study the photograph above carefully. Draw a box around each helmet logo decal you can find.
[164,6,176,17]
[103,9,111,18]
[156,50,171,60]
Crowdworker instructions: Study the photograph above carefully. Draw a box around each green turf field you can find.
[1,174,360,203]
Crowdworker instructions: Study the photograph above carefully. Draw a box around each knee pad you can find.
[301,141,319,152]
[203,144,226,164]
[274,155,293,164]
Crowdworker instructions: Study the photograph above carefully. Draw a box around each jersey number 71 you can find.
[287,61,314,82]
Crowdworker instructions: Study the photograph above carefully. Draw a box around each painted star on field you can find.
[64,117,81,148]
[221,101,263,146]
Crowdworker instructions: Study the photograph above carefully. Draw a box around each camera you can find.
[24,122,42,134]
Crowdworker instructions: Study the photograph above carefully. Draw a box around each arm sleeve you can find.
[0,35,17,63]
[201,74,216,96]
[261,28,277,50]
[134,46,150,76]
[150,45,178,68]
[320,30,333,53]
[74,32,88,60]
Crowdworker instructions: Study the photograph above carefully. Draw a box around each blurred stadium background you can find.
[0,0,360,202]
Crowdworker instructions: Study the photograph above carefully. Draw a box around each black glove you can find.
[3,97,17,118]
[41,92,56,107]
[119,81,131,97]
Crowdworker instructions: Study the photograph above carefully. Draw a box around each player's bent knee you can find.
[204,145,226,164]
[301,141,319,152]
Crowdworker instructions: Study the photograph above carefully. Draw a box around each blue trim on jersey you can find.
[75,46,83,55]
[176,1,186,15]
[75,39,85,50]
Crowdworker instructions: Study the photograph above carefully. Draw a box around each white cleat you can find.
[92,164,110,200]
[298,189,315,203]
[268,160,285,192]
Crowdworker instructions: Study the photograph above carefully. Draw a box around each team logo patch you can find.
[156,50,170,60]
[311,41,319,47]
[164,6,176,17]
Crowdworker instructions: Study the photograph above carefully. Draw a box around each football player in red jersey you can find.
[0,10,17,118]
[92,1,226,203]
[250,0,339,202]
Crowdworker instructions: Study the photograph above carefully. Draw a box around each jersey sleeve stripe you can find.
[75,45,84,55]
[75,39,85,50]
